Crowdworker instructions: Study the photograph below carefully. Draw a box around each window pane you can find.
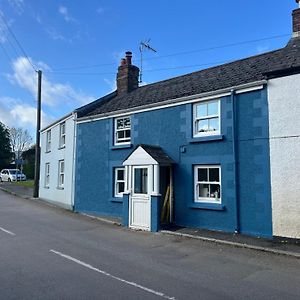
[207,102,219,116]
[124,118,131,128]
[209,168,219,182]
[197,120,209,132]
[125,130,131,138]
[134,168,148,194]
[198,184,209,198]
[210,184,220,199]
[117,119,124,129]
[198,168,208,181]
[118,182,125,193]
[117,169,124,180]
[208,118,219,132]
[196,103,207,118]
[117,131,125,139]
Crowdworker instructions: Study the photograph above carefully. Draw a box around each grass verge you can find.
[13,180,34,188]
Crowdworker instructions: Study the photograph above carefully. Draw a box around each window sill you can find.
[44,186,50,189]
[111,143,132,150]
[111,198,123,203]
[45,150,51,153]
[189,202,225,211]
[58,146,65,150]
[57,186,64,190]
[189,134,224,143]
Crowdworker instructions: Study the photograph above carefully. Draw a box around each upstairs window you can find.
[114,167,125,197]
[58,160,65,188]
[46,130,51,152]
[194,165,221,204]
[59,122,66,148]
[193,100,220,137]
[115,116,131,145]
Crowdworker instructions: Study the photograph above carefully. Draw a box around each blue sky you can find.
[0,0,297,138]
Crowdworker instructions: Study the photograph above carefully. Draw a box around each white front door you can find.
[129,166,151,231]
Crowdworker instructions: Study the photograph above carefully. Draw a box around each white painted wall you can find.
[268,74,300,239]
[39,114,76,210]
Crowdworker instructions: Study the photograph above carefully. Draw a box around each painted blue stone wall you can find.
[235,89,272,237]
[75,87,272,237]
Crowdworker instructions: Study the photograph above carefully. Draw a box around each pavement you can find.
[1,181,299,259]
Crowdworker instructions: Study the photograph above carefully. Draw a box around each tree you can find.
[22,145,35,179]
[0,122,13,170]
[9,127,33,170]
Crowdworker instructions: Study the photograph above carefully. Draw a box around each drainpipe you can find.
[231,90,240,233]
[71,112,77,211]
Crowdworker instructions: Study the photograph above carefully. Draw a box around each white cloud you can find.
[96,7,104,15]
[256,45,270,54]
[58,5,76,23]
[0,96,54,135]
[46,27,66,41]
[7,0,24,15]
[8,57,94,108]
[35,14,42,24]
[104,78,116,93]
[0,11,13,44]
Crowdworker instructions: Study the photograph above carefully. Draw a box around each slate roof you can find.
[77,37,300,118]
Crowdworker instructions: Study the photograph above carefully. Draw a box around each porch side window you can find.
[46,130,51,152]
[58,160,65,188]
[194,165,221,203]
[45,163,50,188]
[115,116,131,145]
[114,167,125,197]
[59,122,66,148]
[193,100,220,137]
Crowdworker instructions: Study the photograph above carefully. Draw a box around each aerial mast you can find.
[139,39,157,83]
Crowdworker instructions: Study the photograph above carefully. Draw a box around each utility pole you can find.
[33,70,42,198]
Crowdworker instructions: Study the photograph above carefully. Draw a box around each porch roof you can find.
[123,144,175,166]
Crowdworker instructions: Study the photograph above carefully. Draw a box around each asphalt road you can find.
[0,190,300,300]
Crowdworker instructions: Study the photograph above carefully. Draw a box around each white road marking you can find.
[0,226,16,236]
[50,249,176,300]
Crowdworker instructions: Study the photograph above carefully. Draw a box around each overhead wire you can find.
[0,12,37,72]
[49,33,290,72]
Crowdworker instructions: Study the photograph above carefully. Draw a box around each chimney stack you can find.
[116,51,139,95]
[293,0,300,37]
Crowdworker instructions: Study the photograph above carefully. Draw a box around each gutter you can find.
[76,80,267,124]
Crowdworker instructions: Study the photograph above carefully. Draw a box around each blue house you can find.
[73,5,300,239]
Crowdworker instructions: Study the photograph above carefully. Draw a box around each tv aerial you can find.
[139,39,157,83]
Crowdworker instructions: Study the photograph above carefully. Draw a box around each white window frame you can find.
[58,160,65,189]
[193,99,220,137]
[194,165,221,204]
[46,130,51,152]
[59,122,66,148]
[114,116,131,145]
[114,167,125,197]
[45,163,50,188]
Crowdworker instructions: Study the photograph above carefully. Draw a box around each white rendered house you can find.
[39,113,76,210]
[268,73,300,239]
